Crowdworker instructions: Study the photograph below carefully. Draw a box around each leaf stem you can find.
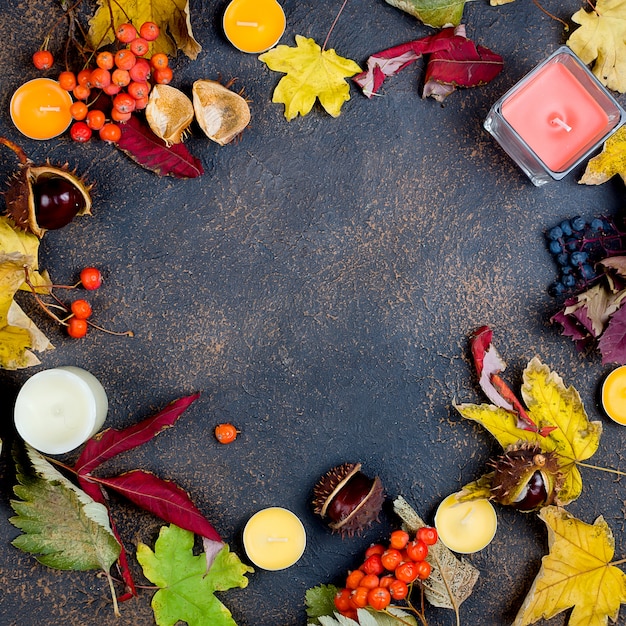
[576,461,626,477]
[322,0,349,52]
[105,570,120,617]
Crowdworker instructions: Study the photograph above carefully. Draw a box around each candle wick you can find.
[551,117,572,132]
[39,106,61,112]
[459,508,473,524]
[236,21,259,27]
[267,537,289,543]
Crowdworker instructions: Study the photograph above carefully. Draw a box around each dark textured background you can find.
[0,0,625,624]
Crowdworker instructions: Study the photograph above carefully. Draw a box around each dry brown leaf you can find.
[393,496,479,611]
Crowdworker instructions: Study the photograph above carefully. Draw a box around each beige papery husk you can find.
[145,84,194,146]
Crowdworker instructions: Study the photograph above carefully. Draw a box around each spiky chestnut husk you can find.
[312,462,385,537]
[4,162,92,238]
[489,442,563,511]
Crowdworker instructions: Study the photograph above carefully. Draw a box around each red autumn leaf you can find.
[598,305,626,364]
[75,394,200,476]
[423,39,504,102]
[353,25,502,100]
[90,469,222,542]
[116,115,204,178]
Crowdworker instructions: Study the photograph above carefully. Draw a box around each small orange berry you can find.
[69,101,88,120]
[67,317,88,338]
[214,423,239,444]
[139,21,160,41]
[114,49,136,71]
[33,50,53,70]
[96,51,115,70]
[130,37,149,57]
[153,66,173,85]
[72,84,91,101]
[115,22,137,43]
[86,109,106,130]
[58,71,77,91]
[99,123,122,143]
[150,52,169,70]
[90,67,111,89]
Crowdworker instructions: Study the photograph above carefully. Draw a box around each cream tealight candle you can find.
[434,493,497,554]
[243,507,306,570]
[602,365,626,425]
[14,366,108,455]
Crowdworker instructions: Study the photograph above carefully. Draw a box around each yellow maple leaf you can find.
[514,506,626,626]
[579,126,626,185]
[455,357,602,505]
[259,36,362,121]
[0,252,52,370]
[88,0,201,59]
[567,0,626,93]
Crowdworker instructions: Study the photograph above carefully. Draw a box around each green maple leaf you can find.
[259,36,361,121]
[385,0,466,28]
[137,524,253,626]
[455,357,602,505]
[10,444,121,572]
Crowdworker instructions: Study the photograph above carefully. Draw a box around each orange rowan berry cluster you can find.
[333,527,438,620]
[32,21,174,144]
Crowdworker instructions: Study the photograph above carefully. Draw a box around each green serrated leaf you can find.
[385,0,466,28]
[10,445,120,572]
[137,524,252,626]
[306,584,339,623]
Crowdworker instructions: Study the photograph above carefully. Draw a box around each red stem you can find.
[322,0,349,52]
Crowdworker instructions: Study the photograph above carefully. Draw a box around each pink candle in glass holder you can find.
[485,47,625,186]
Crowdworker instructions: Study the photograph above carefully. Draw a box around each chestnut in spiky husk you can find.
[312,462,385,536]
[1,137,91,238]
[489,442,563,511]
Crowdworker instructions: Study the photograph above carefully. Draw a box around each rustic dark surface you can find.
[0,0,625,625]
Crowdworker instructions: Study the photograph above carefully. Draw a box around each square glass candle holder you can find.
[484,46,625,186]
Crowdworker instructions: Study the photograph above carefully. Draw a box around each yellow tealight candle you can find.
[434,494,497,554]
[243,507,306,570]
[602,365,626,425]
[223,0,286,54]
[10,78,73,140]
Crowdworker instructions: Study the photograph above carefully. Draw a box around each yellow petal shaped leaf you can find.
[567,0,626,92]
[579,126,626,185]
[259,36,362,120]
[0,217,51,292]
[514,506,626,626]
[0,252,51,370]
[455,358,601,505]
[88,0,201,59]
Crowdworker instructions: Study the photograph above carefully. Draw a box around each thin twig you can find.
[322,0,349,52]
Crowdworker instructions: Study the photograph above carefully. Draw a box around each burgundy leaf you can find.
[424,40,504,102]
[571,305,598,337]
[599,305,626,364]
[353,26,501,100]
[353,27,461,97]
[75,394,200,475]
[551,310,594,349]
[92,470,222,542]
[116,115,204,178]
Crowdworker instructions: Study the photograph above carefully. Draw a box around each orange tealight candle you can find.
[223,0,286,54]
[602,366,626,425]
[10,78,73,140]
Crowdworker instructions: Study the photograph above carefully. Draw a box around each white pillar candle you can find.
[14,366,108,455]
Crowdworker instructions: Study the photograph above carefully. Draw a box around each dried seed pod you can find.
[1,137,92,238]
[312,462,384,536]
[145,84,194,146]
[489,442,563,511]
[192,80,251,145]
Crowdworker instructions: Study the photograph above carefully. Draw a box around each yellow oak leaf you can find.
[88,0,201,59]
[259,36,362,121]
[579,126,626,185]
[514,506,626,626]
[567,0,626,93]
[0,252,52,370]
[455,357,602,505]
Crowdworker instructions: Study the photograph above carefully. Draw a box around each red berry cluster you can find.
[333,527,438,620]
[32,21,173,143]
[66,268,102,338]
